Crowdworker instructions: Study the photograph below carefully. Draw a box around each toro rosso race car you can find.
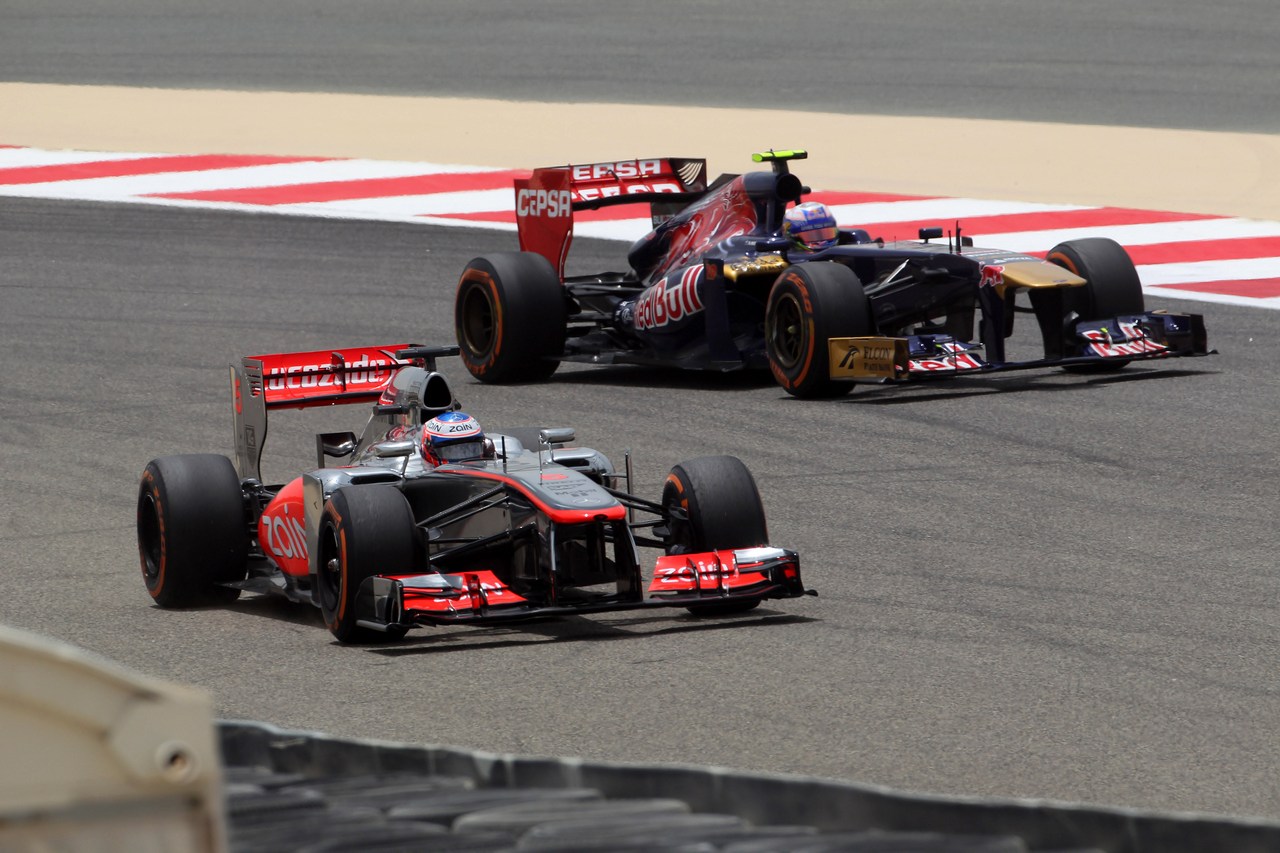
[455,150,1209,397]
[136,345,810,643]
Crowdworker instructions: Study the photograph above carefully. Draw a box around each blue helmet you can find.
[421,411,488,466]
[784,201,839,250]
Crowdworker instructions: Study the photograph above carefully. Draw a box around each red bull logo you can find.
[633,266,704,331]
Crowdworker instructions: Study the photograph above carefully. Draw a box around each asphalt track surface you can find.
[4,0,1280,826]
[4,0,1280,133]
[6,195,1279,821]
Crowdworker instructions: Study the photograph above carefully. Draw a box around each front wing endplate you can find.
[828,337,909,381]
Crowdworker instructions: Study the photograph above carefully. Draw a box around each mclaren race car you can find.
[136,345,810,643]
[455,150,1209,397]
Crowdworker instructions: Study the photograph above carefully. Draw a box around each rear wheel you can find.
[1046,238,1145,373]
[766,262,872,398]
[455,251,566,383]
[137,454,248,608]
[662,456,769,615]
[316,485,415,643]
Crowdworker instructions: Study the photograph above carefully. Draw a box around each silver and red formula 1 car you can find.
[136,345,810,643]
[454,149,1210,397]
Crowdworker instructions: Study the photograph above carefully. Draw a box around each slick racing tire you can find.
[765,261,872,398]
[317,485,415,643]
[137,454,248,608]
[662,455,769,616]
[456,251,566,384]
[1046,238,1145,373]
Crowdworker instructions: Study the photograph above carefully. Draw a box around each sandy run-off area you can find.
[6,82,1280,221]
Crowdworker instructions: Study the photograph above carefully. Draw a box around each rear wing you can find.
[230,343,456,481]
[515,157,708,279]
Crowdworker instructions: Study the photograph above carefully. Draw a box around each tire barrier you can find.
[6,623,1280,853]
[218,719,1280,853]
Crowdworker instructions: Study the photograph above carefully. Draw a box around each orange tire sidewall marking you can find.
[768,359,787,388]
[664,473,689,512]
[785,273,817,390]
[336,528,349,623]
[458,268,504,374]
[664,472,691,547]
[1047,252,1079,275]
[322,503,346,630]
[487,277,503,363]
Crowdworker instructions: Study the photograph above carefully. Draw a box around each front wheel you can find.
[137,454,248,608]
[316,485,415,643]
[1046,238,1145,373]
[766,262,872,398]
[662,455,769,615]
[455,252,566,383]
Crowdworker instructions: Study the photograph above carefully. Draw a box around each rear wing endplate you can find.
[515,157,708,279]
[230,343,456,481]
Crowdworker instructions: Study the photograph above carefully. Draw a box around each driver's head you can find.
[421,411,489,466]
[784,201,839,250]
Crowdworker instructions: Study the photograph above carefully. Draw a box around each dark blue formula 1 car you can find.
[454,150,1209,397]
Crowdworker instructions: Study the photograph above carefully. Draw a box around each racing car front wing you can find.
[829,310,1210,383]
[350,547,812,633]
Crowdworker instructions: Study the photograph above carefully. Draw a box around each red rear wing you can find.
[515,157,707,279]
[231,343,413,482]
[245,344,413,410]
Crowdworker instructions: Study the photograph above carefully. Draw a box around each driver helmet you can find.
[421,411,490,466]
[783,201,839,250]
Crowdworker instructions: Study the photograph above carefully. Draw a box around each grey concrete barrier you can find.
[218,719,1280,853]
[0,625,228,853]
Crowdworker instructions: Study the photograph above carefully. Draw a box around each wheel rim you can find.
[459,284,496,356]
[138,493,163,582]
[662,493,696,556]
[769,292,806,369]
[317,523,342,613]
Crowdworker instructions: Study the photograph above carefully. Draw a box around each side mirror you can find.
[318,432,358,458]
[315,431,358,468]
[918,227,944,241]
[538,428,576,447]
[373,439,417,459]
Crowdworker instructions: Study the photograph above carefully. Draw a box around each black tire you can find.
[662,455,769,615]
[765,262,872,398]
[1046,238,1146,373]
[137,454,248,608]
[455,251,566,383]
[316,485,415,643]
